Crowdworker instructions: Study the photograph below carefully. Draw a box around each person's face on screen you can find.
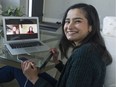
[29,26,33,31]
[12,26,17,31]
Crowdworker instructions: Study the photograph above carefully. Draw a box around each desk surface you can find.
[0,47,57,78]
[1,46,52,67]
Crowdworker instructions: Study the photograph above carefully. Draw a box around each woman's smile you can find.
[66,30,79,35]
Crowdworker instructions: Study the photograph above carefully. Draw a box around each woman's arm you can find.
[55,60,64,72]
[64,44,105,87]
[21,61,56,87]
[51,48,65,72]
[34,77,53,87]
[21,61,39,84]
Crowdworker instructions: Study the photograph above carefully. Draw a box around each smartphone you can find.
[40,52,53,69]
[17,57,28,62]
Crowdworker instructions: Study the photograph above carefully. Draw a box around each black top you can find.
[34,43,106,87]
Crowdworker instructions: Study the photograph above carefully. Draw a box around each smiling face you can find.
[64,8,92,45]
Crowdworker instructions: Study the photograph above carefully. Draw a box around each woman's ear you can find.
[89,26,92,32]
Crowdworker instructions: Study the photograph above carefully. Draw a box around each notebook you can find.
[2,17,50,55]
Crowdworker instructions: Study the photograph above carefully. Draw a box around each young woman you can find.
[12,26,20,34]
[0,3,112,87]
[27,26,34,34]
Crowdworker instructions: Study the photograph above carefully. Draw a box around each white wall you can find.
[20,0,29,16]
[43,0,65,23]
[43,0,115,27]
[1,0,115,25]
[0,0,20,11]
[75,0,115,28]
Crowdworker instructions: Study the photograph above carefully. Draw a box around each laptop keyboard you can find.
[10,41,42,49]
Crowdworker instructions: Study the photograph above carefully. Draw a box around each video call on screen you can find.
[5,19,38,41]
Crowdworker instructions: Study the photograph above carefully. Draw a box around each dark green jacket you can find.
[34,43,106,87]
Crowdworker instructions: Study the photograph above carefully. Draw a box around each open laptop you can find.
[2,17,50,55]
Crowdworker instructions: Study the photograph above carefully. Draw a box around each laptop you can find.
[2,17,50,55]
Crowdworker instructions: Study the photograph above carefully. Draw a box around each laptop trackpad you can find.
[24,47,38,53]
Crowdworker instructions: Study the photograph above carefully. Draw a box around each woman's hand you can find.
[50,48,60,64]
[21,61,40,84]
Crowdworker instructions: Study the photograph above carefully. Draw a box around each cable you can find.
[26,52,31,55]
[24,79,28,87]
[16,55,19,62]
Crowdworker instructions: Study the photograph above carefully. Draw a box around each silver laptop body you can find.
[3,17,49,55]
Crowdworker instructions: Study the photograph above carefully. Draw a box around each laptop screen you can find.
[3,17,39,42]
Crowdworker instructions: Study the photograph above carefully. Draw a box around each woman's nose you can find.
[67,22,74,29]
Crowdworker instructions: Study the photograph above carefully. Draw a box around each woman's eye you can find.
[65,20,70,23]
[75,20,81,23]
